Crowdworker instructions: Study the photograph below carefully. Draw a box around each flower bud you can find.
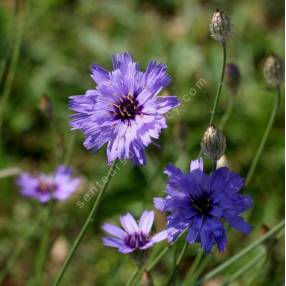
[140,271,153,286]
[216,155,228,169]
[209,9,232,43]
[201,125,226,161]
[263,53,284,88]
[225,63,240,95]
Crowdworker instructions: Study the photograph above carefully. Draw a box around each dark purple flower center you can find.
[124,232,150,249]
[112,94,142,121]
[37,181,57,193]
[190,193,212,216]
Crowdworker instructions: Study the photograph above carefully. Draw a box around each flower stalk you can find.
[33,201,54,285]
[166,241,188,286]
[209,43,227,126]
[199,219,285,283]
[245,86,281,186]
[53,160,119,286]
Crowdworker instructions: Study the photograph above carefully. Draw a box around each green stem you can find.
[166,241,188,286]
[190,255,211,286]
[208,43,227,126]
[199,43,227,158]
[0,0,27,133]
[126,265,142,286]
[223,247,266,285]
[0,212,45,284]
[0,167,21,179]
[53,160,119,286]
[166,43,227,279]
[63,133,76,166]
[182,250,204,286]
[200,219,284,283]
[146,245,170,272]
[245,86,280,186]
[33,201,54,285]
[219,94,234,130]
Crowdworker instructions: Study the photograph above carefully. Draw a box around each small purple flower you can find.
[69,52,180,165]
[17,166,81,203]
[154,158,253,253]
[102,210,167,254]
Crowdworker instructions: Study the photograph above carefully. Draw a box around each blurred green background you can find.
[0,0,284,285]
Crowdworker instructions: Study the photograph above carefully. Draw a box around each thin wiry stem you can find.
[181,250,204,286]
[199,219,284,283]
[0,167,22,179]
[160,43,227,285]
[33,201,54,285]
[127,246,170,286]
[199,43,227,157]
[126,265,142,286]
[223,247,266,286]
[63,133,76,166]
[245,86,281,185]
[208,43,227,126]
[0,0,28,134]
[146,245,170,272]
[166,241,188,286]
[53,160,119,286]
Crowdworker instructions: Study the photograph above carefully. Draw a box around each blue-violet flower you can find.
[154,158,253,253]
[102,210,167,253]
[17,166,81,203]
[69,52,180,165]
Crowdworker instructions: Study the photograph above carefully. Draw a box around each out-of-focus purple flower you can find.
[154,158,253,253]
[17,166,81,203]
[69,52,180,165]
[102,210,167,254]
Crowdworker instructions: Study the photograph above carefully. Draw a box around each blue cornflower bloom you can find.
[102,211,167,254]
[17,166,81,203]
[154,158,253,253]
[69,52,179,165]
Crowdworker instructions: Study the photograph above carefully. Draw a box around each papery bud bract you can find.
[140,271,154,286]
[263,53,284,88]
[201,125,226,161]
[209,9,232,43]
[216,154,228,169]
[225,63,240,95]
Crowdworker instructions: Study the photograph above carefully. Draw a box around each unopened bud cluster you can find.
[210,9,232,43]
[201,125,226,161]
[263,53,284,88]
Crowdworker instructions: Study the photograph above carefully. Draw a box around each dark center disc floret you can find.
[124,232,150,249]
[37,181,57,193]
[112,94,142,121]
[190,193,213,216]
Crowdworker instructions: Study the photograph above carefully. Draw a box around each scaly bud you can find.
[216,155,228,169]
[263,53,284,88]
[140,271,153,286]
[209,9,232,43]
[201,125,226,161]
[225,63,240,95]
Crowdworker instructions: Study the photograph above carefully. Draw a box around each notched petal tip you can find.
[190,157,204,172]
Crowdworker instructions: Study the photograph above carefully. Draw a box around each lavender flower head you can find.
[17,166,81,203]
[102,210,167,254]
[154,158,253,253]
[69,52,180,165]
